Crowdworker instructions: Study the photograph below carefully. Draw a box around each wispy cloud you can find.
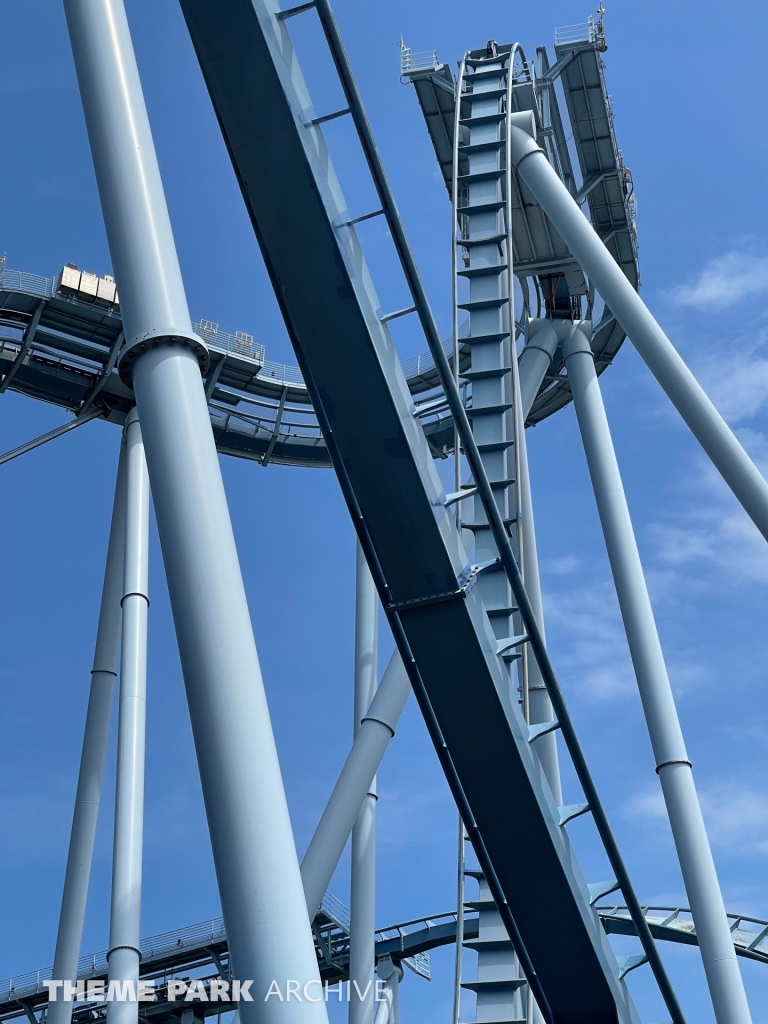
[650,441,768,587]
[666,251,768,310]
[628,779,768,856]
[544,581,635,700]
[689,328,768,424]
[542,554,581,576]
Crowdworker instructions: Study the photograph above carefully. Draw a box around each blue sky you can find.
[2,1,768,1022]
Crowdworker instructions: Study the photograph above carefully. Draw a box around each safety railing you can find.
[193,321,266,365]
[0,894,349,1006]
[399,42,440,76]
[0,268,54,299]
[554,19,595,46]
[598,905,768,960]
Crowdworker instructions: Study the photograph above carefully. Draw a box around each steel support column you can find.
[519,319,563,805]
[302,651,409,919]
[106,409,149,1024]
[374,959,402,1024]
[349,543,378,1024]
[63,2,326,1020]
[518,321,559,424]
[518,424,561,805]
[49,445,127,1024]
[509,121,768,544]
[562,324,752,1024]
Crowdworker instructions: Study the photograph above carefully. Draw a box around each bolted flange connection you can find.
[117,328,209,387]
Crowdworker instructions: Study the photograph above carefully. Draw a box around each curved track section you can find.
[2,901,766,1024]
[0,266,465,468]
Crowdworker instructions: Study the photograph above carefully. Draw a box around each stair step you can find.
[460,112,506,126]
[463,331,510,345]
[459,1018,526,1024]
[457,234,507,248]
[457,264,509,279]
[459,140,505,155]
[461,979,527,993]
[465,62,512,77]
[463,86,508,100]
[457,201,506,215]
[464,897,499,910]
[458,169,505,184]
[464,867,486,879]
[476,439,515,453]
[458,297,508,311]
[467,402,514,415]
[460,366,511,381]
[463,938,515,952]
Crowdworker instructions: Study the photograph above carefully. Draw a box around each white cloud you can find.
[625,784,667,821]
[544,581,635,700]
[542,554,581,576]
[650,446,768,587]
[667,251,768,310]
[627,779,768,856]
[690,328,768,424]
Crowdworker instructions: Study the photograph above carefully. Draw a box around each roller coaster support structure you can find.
[562,324,753,1024]
[62,2,326,1021]
[302,652,410,918]
[350,543,378,1024]
[509,115,768,545]
[49,446,126,1024]
[106,409,149,1024]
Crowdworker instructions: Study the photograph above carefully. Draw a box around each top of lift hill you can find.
[402,13,639,421]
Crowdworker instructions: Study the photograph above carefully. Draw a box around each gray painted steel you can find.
[517,425,561,805]
[0,267,460,468]
[350,544,379,1024]
[404,31,637,427]
[563,324,753,1024]
[106,410,149,1024]
[451,48,530,1024]
[374,959,402,1024]
[7,900,768,1024]
[302,652,410,919]
[509,122,768,545]
[518,321,559,422]
[177,2,641,1019]
[518,320,562,804]
[49,446,126,1024]
[63,2,327,1021]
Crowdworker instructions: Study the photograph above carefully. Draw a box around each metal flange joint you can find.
[117,327,209,387]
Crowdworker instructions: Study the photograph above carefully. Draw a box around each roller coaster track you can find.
[3,901,766,1024]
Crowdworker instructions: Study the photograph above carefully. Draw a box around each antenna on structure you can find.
[596,3,608,51]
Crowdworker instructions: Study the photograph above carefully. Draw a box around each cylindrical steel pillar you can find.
[518,321,559,422]
[510,123,768,544]
[107,410,149,1024]
[63,2,326,1019]
[301,650,409,918]
[49,446,127,1024]
[374,959,402,1024]
[517,424,561,805]
[518,318,562,803]
[350,543,378,1024]
[562,325,752,1024]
